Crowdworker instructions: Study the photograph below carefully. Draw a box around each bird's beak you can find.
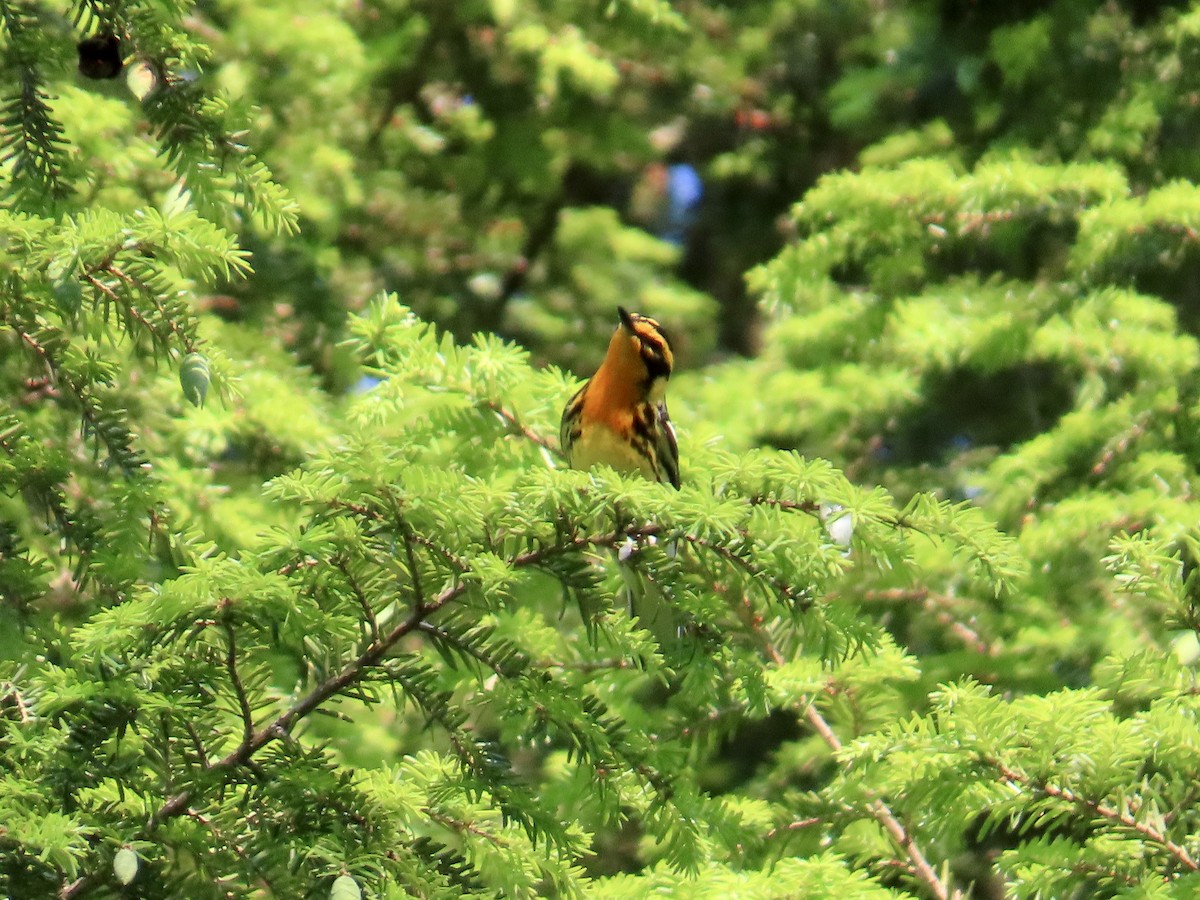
[617,306,636,331]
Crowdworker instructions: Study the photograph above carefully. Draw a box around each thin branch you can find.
[397,516,427,610]
[185,721,211,770]
[334,555,379,644]
[750,495,927,538]
[103,263,197,351]
[13,323,143,474]
[687,532,812,612]
[749,496,821,516]
[333,498,471,572]
[988,758,1199,872]
[860,587,996,657]
[408,531,472,572]
[720,582,959,900]
[541,657,634,673]
[0,682,31,724]
[183,807,276,895]
[1090,409,1158,480]
[221,616,254,749]
[483,399,560,456]
[59,528,631,899]
[276,557,320,577]
[415,620,508,675]
[762,816,822,842]
[426,808,512,849]
[814,704,956,897]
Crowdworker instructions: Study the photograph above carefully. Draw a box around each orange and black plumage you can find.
[560,307,680,488]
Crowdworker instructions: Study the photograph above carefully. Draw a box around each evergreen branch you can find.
[185,721,211,770]
[483,399,560,456]
[762,817,822,842]
[12,319,145,474]
[417,621,501,671]
[721,583,961,900]
[416,620,516,676]
[333,555,379,643]
[409,532,472,573]
[859,587,996,656]
[397,516,428,609]
[59,528,633,897]
[686,533,813,612]
[813,711,958,899]
[140,74,299,233]
[0,414,98,566]
[334,497,471,571]
[987,758,1200,873]
[0,0,70,206]
[183,807,276,894]
[100,263,199,352]
[749,496,822,516]
[61,597,460,896]
[1089,408,1157,480]
[405,835,486,894]
[81,269,192,354]
[426,808,512,849]
[221,616,254,750]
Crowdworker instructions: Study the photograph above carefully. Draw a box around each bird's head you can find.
[606,306,674,401]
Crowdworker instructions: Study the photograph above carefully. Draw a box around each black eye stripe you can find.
[637,336,672,381]
[643,353,671,379]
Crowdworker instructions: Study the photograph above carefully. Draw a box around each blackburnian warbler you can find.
[560,307,681,488]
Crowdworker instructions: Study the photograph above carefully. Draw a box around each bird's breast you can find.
[567,417,658,481]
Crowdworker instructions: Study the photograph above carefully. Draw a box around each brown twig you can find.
[183,807,275,894]
[484,400,560,456]
[860,587,996,657]
[221,616,254,749]
[334,555,379,644]
[58,527,632,899]
[0,682,30,725]
[185,721,211,770]
[103,263,198,352]
[749,496,822,516]
[721,584,960,900]
[988,758,1199,872]
[688,533,812,612]
[1090,409,1158,479]
[397,517,427,610]
[541,657,635,673]
[762,816,822,842]
[426,808,512,848]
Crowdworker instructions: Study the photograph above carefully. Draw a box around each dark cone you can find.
[78,34,123,79]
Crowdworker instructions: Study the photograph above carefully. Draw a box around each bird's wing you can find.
[656,402,680,489]
[560,384,586,461]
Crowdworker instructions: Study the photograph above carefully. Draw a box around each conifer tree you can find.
[6,1,1200,898]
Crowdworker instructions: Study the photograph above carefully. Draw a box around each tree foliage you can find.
[5,1,1200,898]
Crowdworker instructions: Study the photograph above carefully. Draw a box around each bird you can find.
[560,307,681,489]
